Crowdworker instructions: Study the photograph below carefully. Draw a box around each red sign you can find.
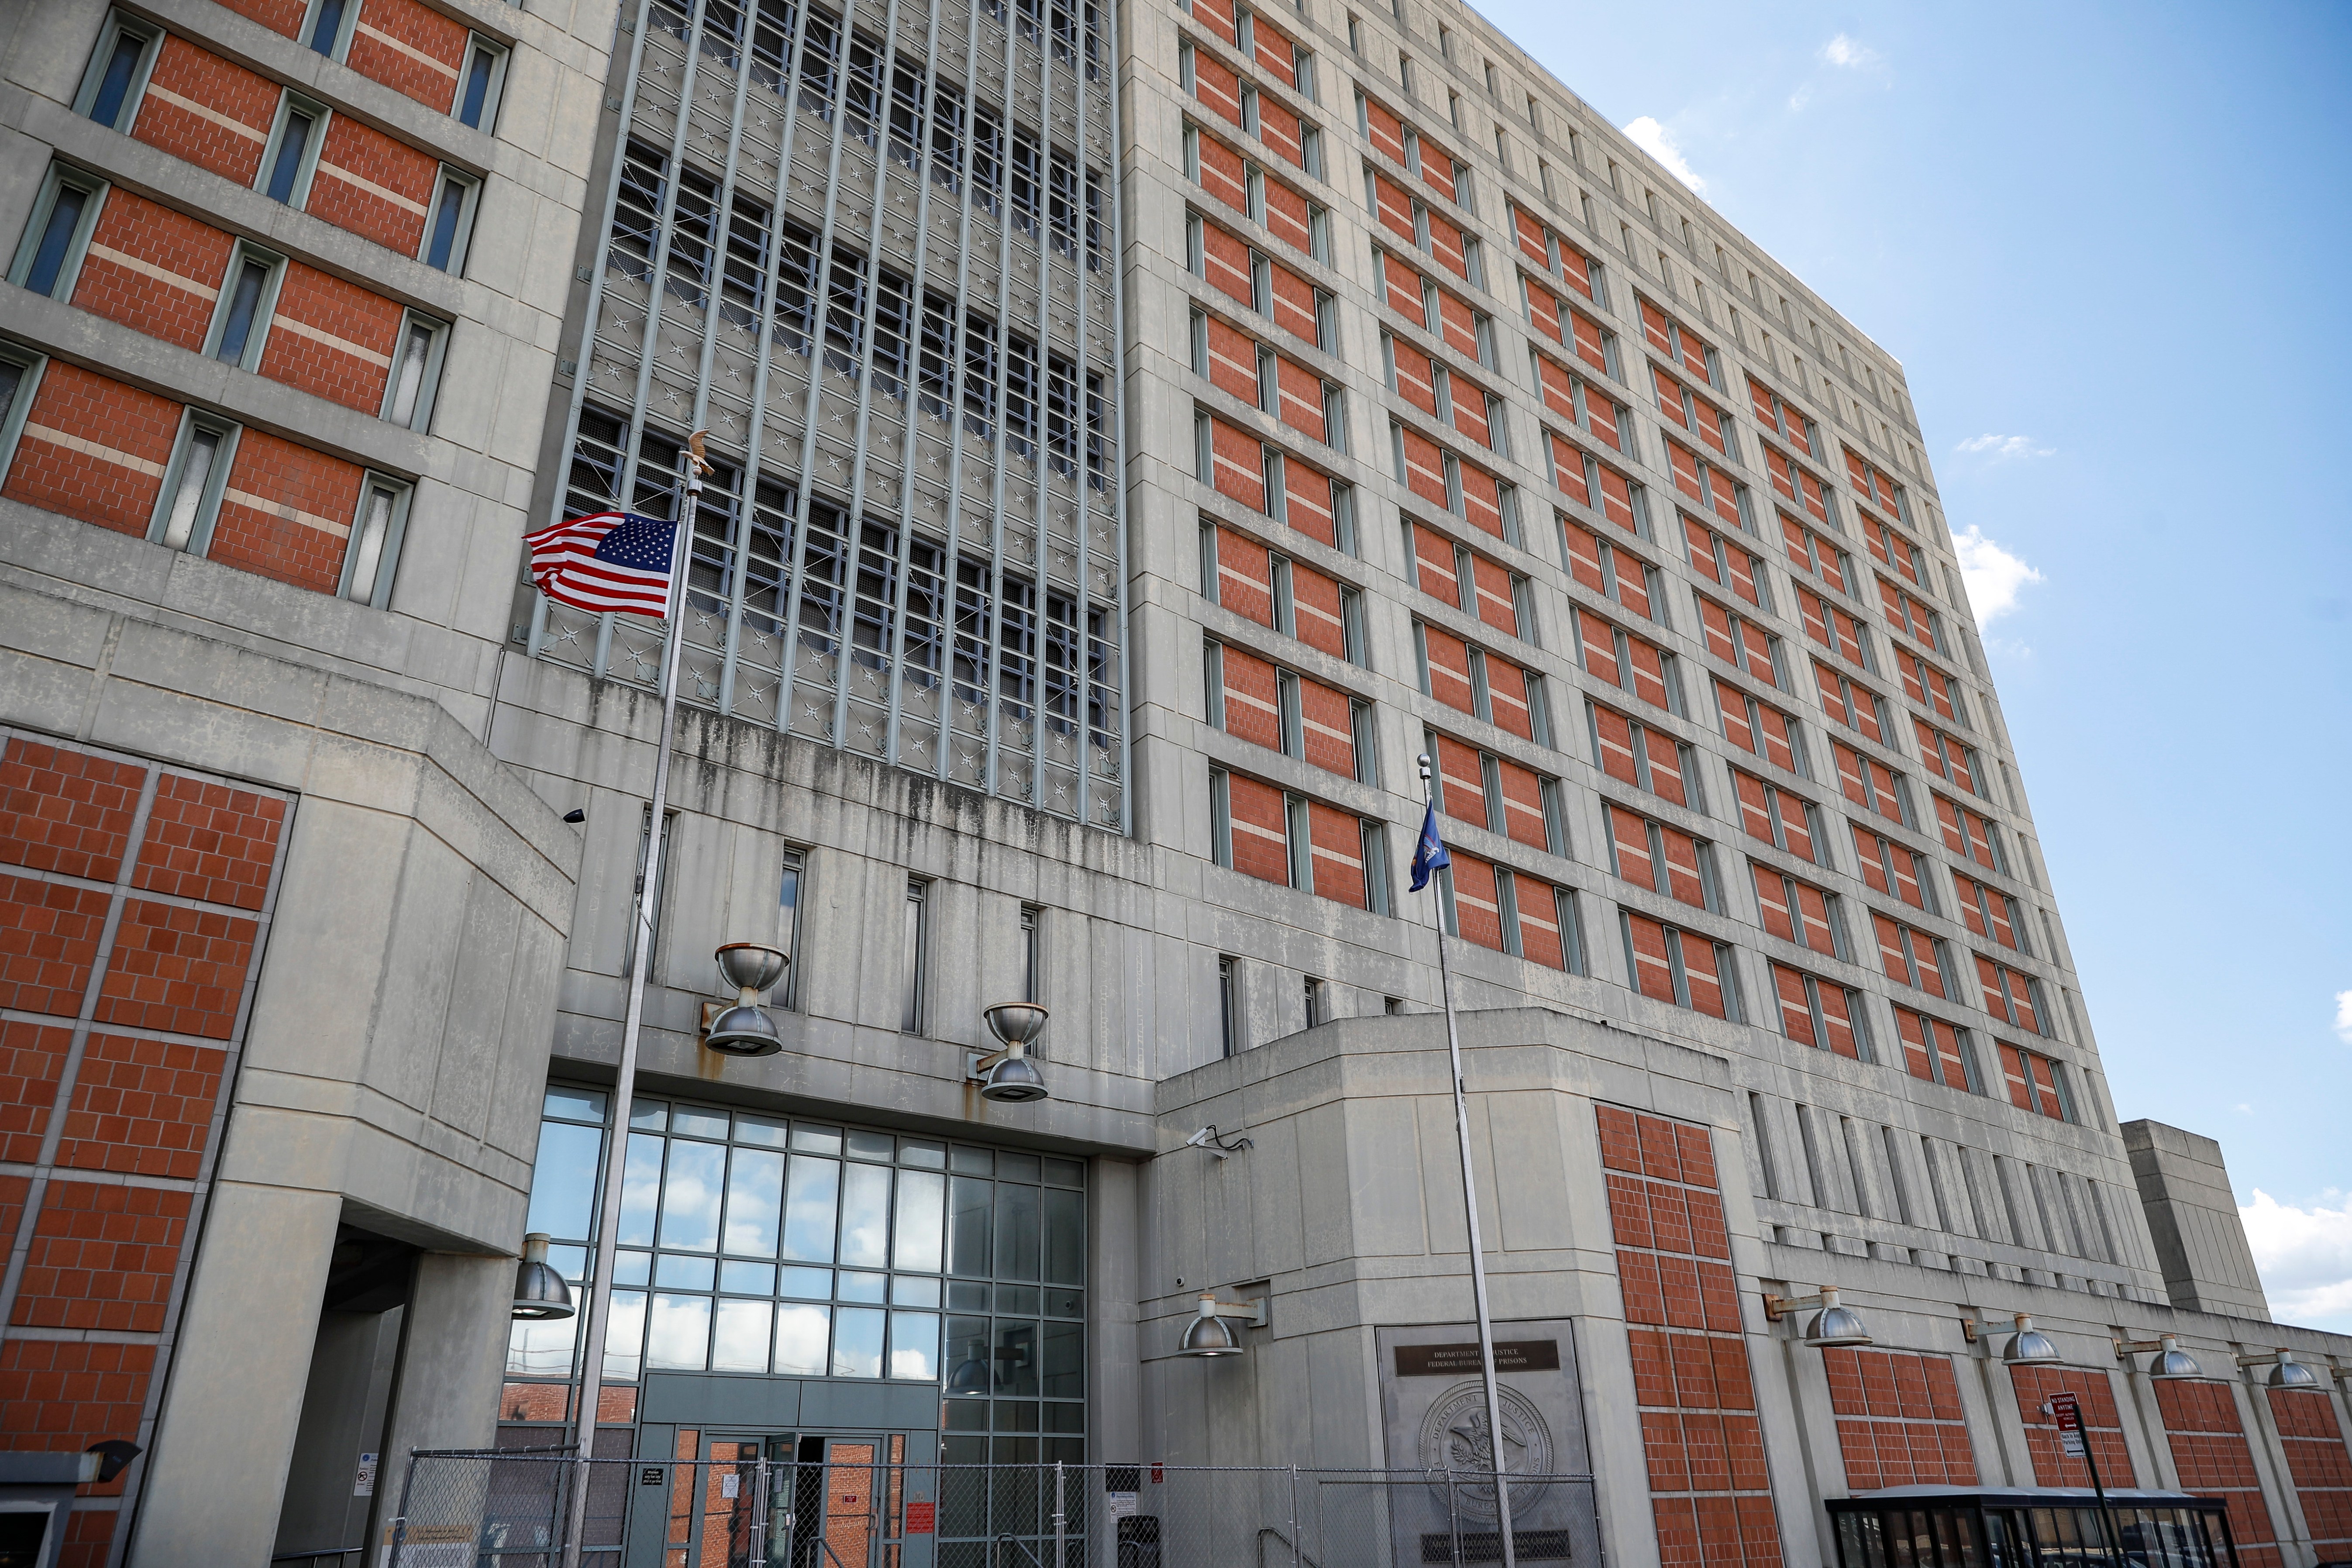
[905,1503,936,1535]
[1150,1463,1164,1485]
[2049,1392,2082,1432]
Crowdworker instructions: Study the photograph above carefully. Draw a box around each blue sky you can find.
[1467,0,2352,1326]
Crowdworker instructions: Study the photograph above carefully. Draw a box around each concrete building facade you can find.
[0,0,2349,1559]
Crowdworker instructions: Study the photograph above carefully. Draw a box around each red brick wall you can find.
[1304,801,1364,908]
[2009,1364,2137,1488]
[1602,1105,1782,1566]
[2154,1379,2282,1568]
[309,115,437,256]
[215,0,306,37]
[0,736,287,1567]
[209,428,364,593]
[259,261,401,413]
[347,0,467,113]
[1281,460,1334,546]
[1202,316,1259,405]
[2268,1386,2352,1555]
[12,1181,193,1333]
[132,35,278,186]
[1824,1347,1977,1489]
[72,191,234,353]
[1216,645,1281,752]
[1205,414,1264,511]
[1288,562,1345,658]
[2,365,179,537]
[1211,526,1273,627]
[1446,852,1505,953]
[1295,677,1353,779]
[1221,772,1288,887]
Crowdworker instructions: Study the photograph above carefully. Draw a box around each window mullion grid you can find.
[776,7,872,746]
[733,0,828,731]
[978,0,1027,803]
[530,0,665,665]
[880,0,957,774]
[596,0,720,685]
[682,0,772,717]
[1065,0,1098,827]
[1102,0,1133,832]
[927,0,992,786]
[831,0,918,758]
[1026,6,1057,818]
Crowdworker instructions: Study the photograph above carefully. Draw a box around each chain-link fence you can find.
[384,1453,1602,1568]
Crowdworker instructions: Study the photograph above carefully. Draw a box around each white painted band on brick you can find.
[221,487,350,538]
[313,160,430,217]
[142,83,269,142]
[84,243,220,300]
[269,313,394,369]
[354,20,462,78]
[21,424,167,479]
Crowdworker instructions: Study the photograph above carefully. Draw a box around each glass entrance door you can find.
[769,1434,917,1568]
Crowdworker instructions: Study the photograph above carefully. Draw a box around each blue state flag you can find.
[1409,801,1452,892]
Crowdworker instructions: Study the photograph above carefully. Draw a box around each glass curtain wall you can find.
[527,0,1130,830]
[508,1086,1085,1448]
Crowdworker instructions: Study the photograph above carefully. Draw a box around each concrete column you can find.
[379,1251,514,1460]
[129,1182,342,1568]
[1089,1157,1143,1465]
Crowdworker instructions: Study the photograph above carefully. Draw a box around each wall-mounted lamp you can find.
[1763,1286,1873,1348]
[512,1232,575,1320]
[2114,1333,2203,1379]
[969,1002,1050,1103]
[2002,1313,2063,1364]
[1184,1125,1255,1160]
[1176,1292,1266,1357]
[703,942,789,1056]
[2236,1348,2320,1389]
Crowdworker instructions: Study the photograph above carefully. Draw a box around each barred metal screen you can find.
[386,1454,1603,1568]
[529,0,1130,830]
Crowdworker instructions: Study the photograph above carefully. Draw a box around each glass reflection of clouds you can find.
[505,1088,1085,1427]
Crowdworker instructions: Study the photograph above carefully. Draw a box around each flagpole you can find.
[558,445,705,1568]
[1416,754,1517,1568]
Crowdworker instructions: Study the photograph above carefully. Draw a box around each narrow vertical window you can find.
[424,168,481,272]
[306,0,350,54]
[12,167,103,300]
[901,878,930,1033]
[339,475,412,608]
[210,248,280,368]
[1219,956,1240,1056]
[383,313,449,430]
[456,37,509,130]
[153,415,235,554]
[263,102,322,206]
[79,14,158,130]
[777,849,804,1010]
[1303,975,1323,1028]
[0,347,41,479]
[1019,904,1041,1002]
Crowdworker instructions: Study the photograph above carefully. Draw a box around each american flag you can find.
[525,510,678,617]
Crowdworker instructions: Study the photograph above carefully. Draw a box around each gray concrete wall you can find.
[2122,1117,2271,1321]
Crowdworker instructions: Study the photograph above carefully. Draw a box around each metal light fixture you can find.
[2114,1333,2203,1380]
[704,941,789,1056]
[512,1232,575,1320]
[2238,1348,2320,1389]
[973,1001,1050,1103]
[2005,1313,2063,1365]
[1763,1286,1873,1348]
[1176,1292,1265,1357]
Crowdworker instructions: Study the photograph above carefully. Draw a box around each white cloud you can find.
[2242,1190,2352,1329]
[2334,989,2352,1044]
[1821,34,1880,68]
[1952,526,2044,626]
[1955,433,2056,462]
[1622,117,1705,194]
